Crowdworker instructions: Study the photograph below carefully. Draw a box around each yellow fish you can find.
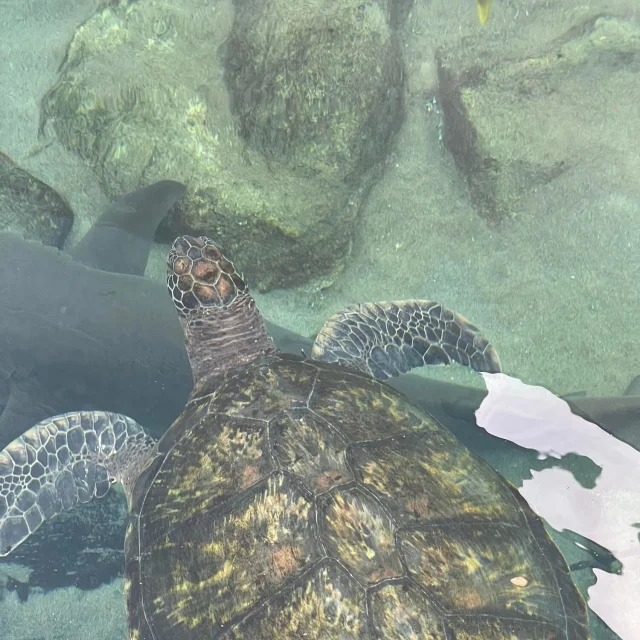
[476,0,493,24]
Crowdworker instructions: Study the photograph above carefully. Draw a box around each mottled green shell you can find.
[124,354,589,640]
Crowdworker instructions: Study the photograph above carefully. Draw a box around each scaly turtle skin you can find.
[0,235,589,639]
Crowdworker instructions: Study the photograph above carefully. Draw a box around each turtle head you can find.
[167,235,275,385]
[167,235,247,318]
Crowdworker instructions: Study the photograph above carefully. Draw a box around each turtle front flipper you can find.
[311,300,501,380]
[0,411,156,556]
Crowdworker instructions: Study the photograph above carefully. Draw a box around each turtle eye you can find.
[176,291,199,316]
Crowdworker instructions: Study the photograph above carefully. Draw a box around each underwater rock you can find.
[436,15,640,224]
[224,0,404,186]
[40,0,405,290]
[0,152,73,247]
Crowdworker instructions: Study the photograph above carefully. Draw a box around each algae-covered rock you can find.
[0,153,73,247]
[436,15,640,224]
[40,0,404,290]
[225,0,403,182]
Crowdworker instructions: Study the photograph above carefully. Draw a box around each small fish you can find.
[476,0,493,24]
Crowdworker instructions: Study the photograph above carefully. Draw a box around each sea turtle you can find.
[0,235,589,639]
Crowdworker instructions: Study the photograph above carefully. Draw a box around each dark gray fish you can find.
[624,375,640,397]
[563,395,640,452]
[0,180,187,446]
[68,180,185,275]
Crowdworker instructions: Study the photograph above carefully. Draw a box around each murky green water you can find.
[0,0,638,638]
